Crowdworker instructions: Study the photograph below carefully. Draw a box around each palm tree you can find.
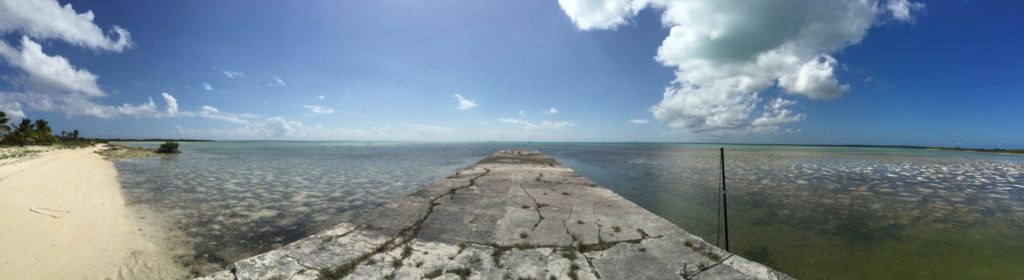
[0,111,10,135]
[15,119,34,147]
[34,119,54,145]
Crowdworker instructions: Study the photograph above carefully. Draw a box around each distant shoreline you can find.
[110,140,1023,155]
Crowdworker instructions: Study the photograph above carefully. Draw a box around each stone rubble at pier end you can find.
[198,150,792,280]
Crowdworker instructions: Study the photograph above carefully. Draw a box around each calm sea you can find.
[115,142,1024,278]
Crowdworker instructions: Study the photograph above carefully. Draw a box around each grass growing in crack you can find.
[549,276,557,280]
[416,261,424,267]
[684,240,723,262]
[637,228,650,238]
[450,267,472,279]
[560,248,578,260]
[568,264,581,280]
[576,220,584,224]
[612,226,621,233]
[522,205,530,209]
[491,247,509,267]
[513,242,535,250]
[458,242,468,254]
[402,245,413,258]
[519,231,529,239]
[424,268,444,279]
[319,262,358,280]
[561,192,570,196]
[708,253,722,262]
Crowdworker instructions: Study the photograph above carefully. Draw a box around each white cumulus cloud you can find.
[0,0,257,127]
[557,0,646,30]
[560,0,923,134]
[453,94,478,110]
[886,0,925,22]
[161,92,178,115]
[202,82,213,91]
[0,0,132,52]
[0,36,104,97]
[545,107,558,114]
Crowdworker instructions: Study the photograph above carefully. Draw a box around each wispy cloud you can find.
[544,107,558,114]
[316,95,325,100]
[628,118,649,124]
[302,105,334,115]
[267,75,287,87]
[498,118,574,130]
[202,82,213,91]
[403,124,455,137]
[222,70,245,78]
[453,94,478,110]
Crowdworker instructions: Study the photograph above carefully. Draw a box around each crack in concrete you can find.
[285,254,322,271]
[519,180,545,232]
[318,167,492,279]
[316,225,363,247]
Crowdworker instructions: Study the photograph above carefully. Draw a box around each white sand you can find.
[0,145,187,280]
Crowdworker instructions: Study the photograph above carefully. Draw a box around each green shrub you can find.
[157,141,180,153]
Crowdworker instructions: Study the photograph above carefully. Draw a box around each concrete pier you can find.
[199,150,792,280]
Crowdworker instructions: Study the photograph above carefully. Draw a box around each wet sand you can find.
[0,145,186,279]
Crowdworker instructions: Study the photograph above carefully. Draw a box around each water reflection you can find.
[543,144,1024,279]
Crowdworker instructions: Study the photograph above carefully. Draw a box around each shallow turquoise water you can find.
[115,142,1024,278]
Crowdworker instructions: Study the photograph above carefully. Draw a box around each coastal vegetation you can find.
[158,141,181,153]
[0,110,187,162]
[0,111,94,147]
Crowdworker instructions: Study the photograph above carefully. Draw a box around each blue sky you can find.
[0,0,1021,147]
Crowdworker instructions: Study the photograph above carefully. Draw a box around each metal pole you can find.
[716,176,721,247]
[720,147,730,251]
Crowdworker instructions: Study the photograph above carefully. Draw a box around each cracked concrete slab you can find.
[197,150,793,280]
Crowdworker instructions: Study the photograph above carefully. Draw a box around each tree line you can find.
[0,111,84,147]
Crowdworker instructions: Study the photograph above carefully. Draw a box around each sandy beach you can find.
[0,145,185,279]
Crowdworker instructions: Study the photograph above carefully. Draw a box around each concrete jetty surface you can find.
[199,150,792,280]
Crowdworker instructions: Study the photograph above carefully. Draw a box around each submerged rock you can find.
[97,144,170,160]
